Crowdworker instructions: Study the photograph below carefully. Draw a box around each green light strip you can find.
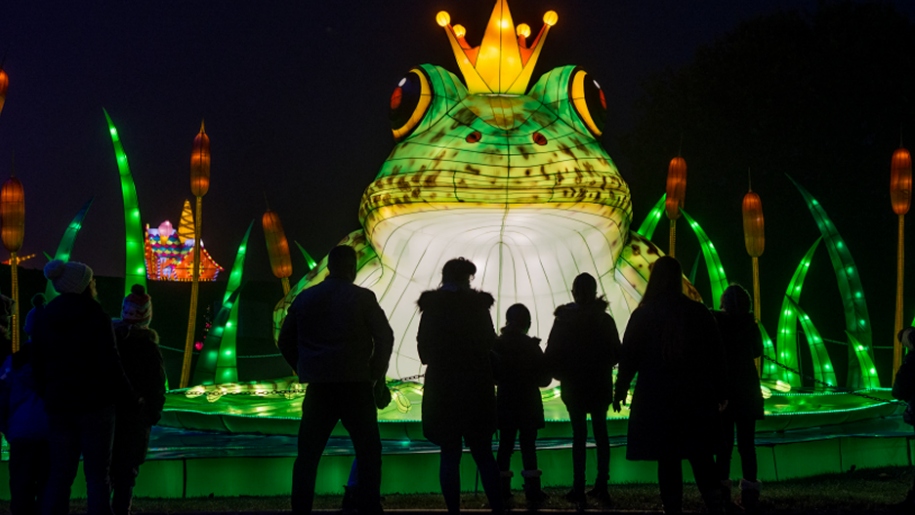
[776,237,822,387]
[103,109,147,297]
[846,332,881,389]
[192,223,252,386]
[757,321,780,382]
[679,208,729,305]
[789,176,877,388]
[45,198,94,301]
[295,241,318,270]
[787,297,837,387]
[636,194,666,239]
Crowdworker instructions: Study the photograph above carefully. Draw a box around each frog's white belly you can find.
[354,207,639,379]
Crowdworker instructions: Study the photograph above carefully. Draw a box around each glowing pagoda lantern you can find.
[665,156,687,257]
[1,174,24,352]
[262,208,293,295]
[182,120,211,388]
[157,220,173,243]
[0,68,8,117]
[891,146,912,379]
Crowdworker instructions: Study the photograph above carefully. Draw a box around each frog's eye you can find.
[390,69,432,141]
[569,69,606,137]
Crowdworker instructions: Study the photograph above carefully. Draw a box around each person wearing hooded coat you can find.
[544,272,621,509]
[110,284,166,515]
[892,326,915,511]
[417,257,503,514]
[613,256,726,515]
[713,284,764,513]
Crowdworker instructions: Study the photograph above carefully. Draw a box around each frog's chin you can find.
[357,204,635,378]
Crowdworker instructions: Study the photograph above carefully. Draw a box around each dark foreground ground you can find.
[4,466,911,514]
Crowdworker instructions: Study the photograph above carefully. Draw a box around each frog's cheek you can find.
[391,68,433,141]
[569,68,607,137]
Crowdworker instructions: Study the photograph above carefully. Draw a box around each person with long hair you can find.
[544,272,621,509]
[713,284,763,513]
[417,258,503,514]
[613,256,726,514]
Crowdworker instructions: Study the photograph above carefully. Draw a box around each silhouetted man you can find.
[279,245,394,515]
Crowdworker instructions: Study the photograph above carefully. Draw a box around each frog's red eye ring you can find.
[390,68,432,141]
[569,68,606,137]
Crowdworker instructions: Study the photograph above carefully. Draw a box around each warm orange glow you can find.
[742,191,765,258]
[190,120,210,197]
[453,24,466,38]
[0,176,25,253]
[891,147,912,215]
[516,23,531,38]
[262,209,293,279]
[665,156,687,220]
[0,69,8,116]
[543,11,558,26]
[436,11,451,27]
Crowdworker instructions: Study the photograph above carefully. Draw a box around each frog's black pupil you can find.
[390,74,422,131]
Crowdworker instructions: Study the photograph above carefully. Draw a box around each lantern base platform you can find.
[0,400,909,500]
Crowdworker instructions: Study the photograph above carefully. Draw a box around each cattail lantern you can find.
[190,121,210,197]
[665,156,687,257]
[891,147,912,215]
[1,174,24,353]
[891,146,912,380]
[0,68,8,117]
[742,190,765,258]
[262,208,293,295]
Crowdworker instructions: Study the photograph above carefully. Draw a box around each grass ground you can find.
[4,466,912,513]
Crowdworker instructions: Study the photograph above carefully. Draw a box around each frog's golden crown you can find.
[436,0,557,95]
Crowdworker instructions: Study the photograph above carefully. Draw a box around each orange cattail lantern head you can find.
[891,147,912,216]
[190,120,210,197]
[262,209,293,279]
[742,190,765,258]
[665,156,687,220]
[0,69,8,117]
[1,176,25,253]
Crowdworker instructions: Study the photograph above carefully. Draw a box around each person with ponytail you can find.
[110,284,165,515]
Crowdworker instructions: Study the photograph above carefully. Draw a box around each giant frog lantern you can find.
[275,0,692,380]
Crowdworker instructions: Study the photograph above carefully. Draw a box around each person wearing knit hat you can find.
[31,259,136,515]
[110,284,165,515]
[43,259,94,296]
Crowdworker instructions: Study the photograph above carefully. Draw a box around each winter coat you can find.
[615,292,725,461]
[493,330,551,430]
[544,299,621,412]
[114,321,166,426]
[893,350,915,428]
[0,352,49,442]
[31,293,136,415]
[714,311,764,420]
[278,277,394,384]
[418,288,497,446]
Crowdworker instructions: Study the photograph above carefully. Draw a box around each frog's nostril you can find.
[466,131,482,143]
[532,132,548,146]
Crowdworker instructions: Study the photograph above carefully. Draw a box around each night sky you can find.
[1,1,913,313]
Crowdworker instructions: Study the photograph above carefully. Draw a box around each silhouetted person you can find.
[110,285,165,515]
[713,284,763,513]
[417,257,503,514]
[492,303,551,509]
[279,245,394,515]
[0,342,49,515]
[544,272,620,509]
[892,326,915,512]
[613,256,726,515]
[32,260,136,515]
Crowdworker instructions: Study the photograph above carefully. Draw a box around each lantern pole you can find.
[9,251,18,352]
[1,168,24,354]
[742,171,764,375]
[891,143,912,381]
[665,155,687,258]
[181,121,210,389]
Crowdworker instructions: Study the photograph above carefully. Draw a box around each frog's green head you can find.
[359,0,631,265]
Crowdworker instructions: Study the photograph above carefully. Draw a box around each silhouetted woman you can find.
[545,272,620,509]
[418,258,503,514]
[713,284,763,513]
[493,303,551,509]
[613,256,726,514]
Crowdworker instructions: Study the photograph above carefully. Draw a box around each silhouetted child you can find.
[110,285,166,515]
[892,326,915,511]
[493,304,551,509]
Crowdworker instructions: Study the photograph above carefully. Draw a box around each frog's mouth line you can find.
[356,206,634,380]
